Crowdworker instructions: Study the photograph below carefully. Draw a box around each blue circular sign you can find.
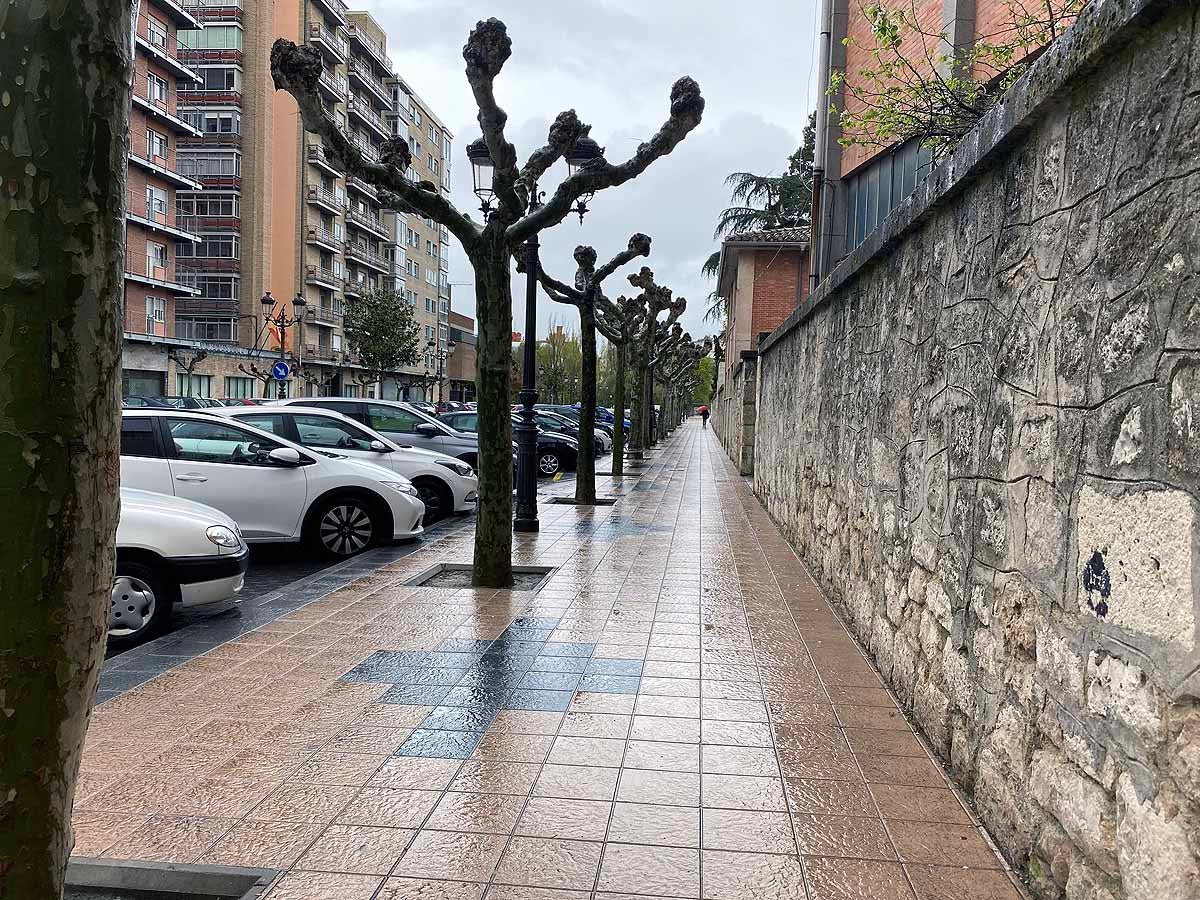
[271,361,291,381]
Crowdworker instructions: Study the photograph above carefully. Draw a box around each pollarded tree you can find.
[537,234,651,503]
[596,294,647,477]
[0,2,130,896]
[649,322,687,443]
[624,268,685,459]
[271,19,704,587]
[343,287,421,392]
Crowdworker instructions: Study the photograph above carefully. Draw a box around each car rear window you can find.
[120,417,161,457]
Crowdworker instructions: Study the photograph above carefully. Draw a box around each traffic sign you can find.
[271,360,291,381]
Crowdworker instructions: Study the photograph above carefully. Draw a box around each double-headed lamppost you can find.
[427,338,457,404]
[467,134,603,532]
[259,291,306,399]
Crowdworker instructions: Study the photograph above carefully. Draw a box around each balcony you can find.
[346,175,378,201]
[307,304,342,326]
[348,96,390,141]
[346,207,389,239]
[127,191,201,243]
[133,88,202,137]
[177,87,242,106]
[124,252,201,296]
[308,22,348,62]
[135,20,200,82]
[306,184,345,214]
[306,144,342,177]
[349,134,380,163]
[348,58,391,107]
[345,243,389,273]
[306,225,344,253]
[311,0,348,27]
[175,298,241,317]
[128,147,202,190]
[179,130,242,149]
[303,343,339,363]
[175,213,240,233]
[345,23,394,75]
[178,255,240,273]
[181,0,243,24]
[178,47,243,67]
[305,265,344,290]
[317,69,348,104]
[148,0,202,30]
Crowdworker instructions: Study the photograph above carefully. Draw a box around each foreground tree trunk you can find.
[576,307,598,503]
[612,345,627,476]
[470,242,516,587]
[0,2,129,895]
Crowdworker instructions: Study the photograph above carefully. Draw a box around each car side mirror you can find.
[415,423,439,437]
[268,447,303,466]
[370,440,392,452]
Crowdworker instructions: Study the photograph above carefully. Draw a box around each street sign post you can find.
[271,360,291,381]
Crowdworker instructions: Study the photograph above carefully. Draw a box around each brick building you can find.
[811,0,1061,283]
[446,312,478,403]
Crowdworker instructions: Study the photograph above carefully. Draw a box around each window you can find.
[145,296,165,333]
[145,16,169,49]
[224,376,257,399]
[145,185,168,222]
[177,152,240,178]
[180,25,243,50]
[199,68,238,91]
[178,234,238,259]
[146,72,168,105]
[367,403,421,434]
[177,194,238,218]
[146,241,167,277]
[289,413,378,450]
[175,373,213,397]
[428,124,436,142]
[175,317,238,341]
[167,418,286,466]
[425,298,433,313]
[147,129,168,160]
[186,274,239,300]
[844,138,933,251]
[234,414,284,435]
[425,268,436,286]
[187,111,241,135]
[405,259,419,278]
[412,108,421,127]
[306,400,367,424]
[120,418,161,457]
[410,139,422,161]
[449,413,478,432]
[425,325,433,339]
[428,154,437,174]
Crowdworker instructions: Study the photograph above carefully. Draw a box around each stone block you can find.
[1086,652,1164,746]
[913,677,951,753]
[1115,774,1200,900]
[1029,749,1118,874]
[1037,625,1086,706]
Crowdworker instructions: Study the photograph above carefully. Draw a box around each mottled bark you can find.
[577,307,597,503]
[0,1,129,895]
[469,241,516,587]
[612,344,627,476]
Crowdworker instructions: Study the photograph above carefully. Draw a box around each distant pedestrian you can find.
[699,405,710,429]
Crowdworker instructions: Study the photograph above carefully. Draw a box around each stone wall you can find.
[714,351,758,475]
[754,2,1200,898]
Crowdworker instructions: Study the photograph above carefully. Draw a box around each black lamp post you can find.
[259,291,306,399]
[469,134,603,532]
[427,338,457,404]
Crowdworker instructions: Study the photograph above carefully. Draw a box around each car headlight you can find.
[435,460,475,477]
[382,480,420,497]
[206,525,241,548]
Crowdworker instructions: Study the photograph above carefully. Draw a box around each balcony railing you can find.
[348,58,391,105]
[308,305,342,326]
[348,96,389,140]
[317,69,349,103]
[306,225,344,252]
[303,343,339,362]
[305,265,344,290]
[307,143,342,175]
[124,252,200,294]
[308,22,349,61]
[177,87,242,106]
[306,185,346,211]
[346,175,379,200]
[310,0,348,26]
[345,23,394,75]
[181,0,243,23]
[127,191,201,241]
[345,243,388,272]
[350,133,380,163]
[346,207,388,238]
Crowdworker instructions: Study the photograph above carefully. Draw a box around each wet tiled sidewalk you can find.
[73,424,1023,900]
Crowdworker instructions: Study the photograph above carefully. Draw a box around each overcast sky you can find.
[355,0,820,341]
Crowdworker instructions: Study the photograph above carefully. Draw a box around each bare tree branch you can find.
[518,110,590,208]
[594,233,652,285]
[463,18,523,220]
[507,77,705,244]
[270,40,482,252]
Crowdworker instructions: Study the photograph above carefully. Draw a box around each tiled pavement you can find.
[73,423,1025,900]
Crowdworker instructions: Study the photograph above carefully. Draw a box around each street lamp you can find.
[427,338,457,404]
[259,291,306,399]
[470,133,603,532]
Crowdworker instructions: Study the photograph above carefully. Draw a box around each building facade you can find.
[446,312,478,403]
[120,1,455,402]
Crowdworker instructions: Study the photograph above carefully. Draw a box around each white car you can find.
[213,405,477,524]
[120,409,425,558]
[113,488,248,648]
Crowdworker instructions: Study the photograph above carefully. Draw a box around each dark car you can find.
[439,411,579,477]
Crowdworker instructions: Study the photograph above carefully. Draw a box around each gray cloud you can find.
[354,0,820,340]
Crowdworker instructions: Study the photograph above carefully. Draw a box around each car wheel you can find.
[412,477,452,524]
[309,495,379,558]
[537,451,561,477]
[108,562,173,649]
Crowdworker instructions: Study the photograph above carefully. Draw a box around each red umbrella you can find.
[698,405,709,413]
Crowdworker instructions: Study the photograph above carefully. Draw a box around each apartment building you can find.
[446,313,478,403]
[811,0,1053,285]
[122,0,205,397]
[387,77,455,400]
[118,2,459,401]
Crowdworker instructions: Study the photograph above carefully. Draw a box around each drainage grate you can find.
[66,860,276,900]
[547,497,618,506]
[404,562,556,592]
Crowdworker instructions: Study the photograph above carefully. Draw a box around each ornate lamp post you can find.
[469,134,602,532]
[427,338,457,404]
[256,291,306,399]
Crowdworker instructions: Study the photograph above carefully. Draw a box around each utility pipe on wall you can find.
[810,0,835,294]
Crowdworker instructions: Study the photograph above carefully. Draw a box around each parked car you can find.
[123,395,171,409]
[272,398,483,467]
[532,407,611,453]
[216,405,478,523]
[120,409,425,558]
[439,410,579,476]
[160,395,225,409]
[112,488,248,648]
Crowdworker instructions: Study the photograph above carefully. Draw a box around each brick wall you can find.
[749,247,804,347]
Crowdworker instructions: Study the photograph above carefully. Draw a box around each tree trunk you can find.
[470,242,514,587]
[575,306,597,504]
[0,2,129,896]
[612,344,627,476]
[629,347,644,460]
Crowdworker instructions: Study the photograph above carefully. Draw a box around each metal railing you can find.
[348,58,391,103]
[345,243,388,270]
[305,265,345,288]
[309,305,341,325]
[307,144,341,172]
[306,225,344,250]
[308,22,349,59]
[136,16,190,64]
[125,251,198,285]
[318,69,348,101]
[349,97,389,137]
[346,207,387,236]
[350,135,380,163]
[345,23,394,74]
[306,185,346,209]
